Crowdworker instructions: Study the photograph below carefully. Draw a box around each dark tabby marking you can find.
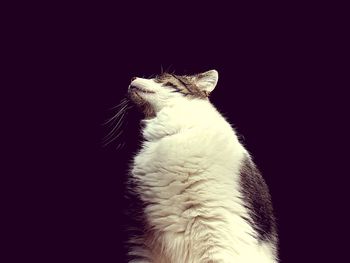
[239,156,277,244]
[162,81,177,88]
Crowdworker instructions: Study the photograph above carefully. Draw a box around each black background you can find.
[6,2,346,263]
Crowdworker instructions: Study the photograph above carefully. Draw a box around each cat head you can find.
[128,70,218,118]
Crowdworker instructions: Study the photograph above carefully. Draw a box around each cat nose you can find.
[131,77,137,81]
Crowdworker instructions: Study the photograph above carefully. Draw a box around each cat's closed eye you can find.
[163,81,177,88]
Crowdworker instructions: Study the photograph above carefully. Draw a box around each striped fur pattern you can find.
[126,70,278,262]
[154,72,211,98]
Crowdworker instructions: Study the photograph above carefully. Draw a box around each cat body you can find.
[127,70,278,262]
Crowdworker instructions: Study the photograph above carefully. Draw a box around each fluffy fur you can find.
[126,70,278,262]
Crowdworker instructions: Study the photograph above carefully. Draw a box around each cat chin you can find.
[128,91,156,119]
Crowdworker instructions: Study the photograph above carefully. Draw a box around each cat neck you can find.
[141,98,221,141]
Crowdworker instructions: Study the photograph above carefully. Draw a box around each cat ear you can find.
[196,70,218,94]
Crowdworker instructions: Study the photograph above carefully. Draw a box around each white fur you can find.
[128,74,277,262]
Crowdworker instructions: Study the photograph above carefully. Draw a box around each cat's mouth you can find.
[129,85,155,94]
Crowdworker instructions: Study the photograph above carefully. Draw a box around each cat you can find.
[126,69,278,263]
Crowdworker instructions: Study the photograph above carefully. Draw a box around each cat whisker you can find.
[109,97,129,110]
[102,98,132,148]
[103,103,130,126]
[102,126,124,147]
[115,142,126,151]
[103,110,127,140]
[102,129,124,147]
[104,97,132,123]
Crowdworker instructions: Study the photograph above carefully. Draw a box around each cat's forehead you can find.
[153,73,195,85]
